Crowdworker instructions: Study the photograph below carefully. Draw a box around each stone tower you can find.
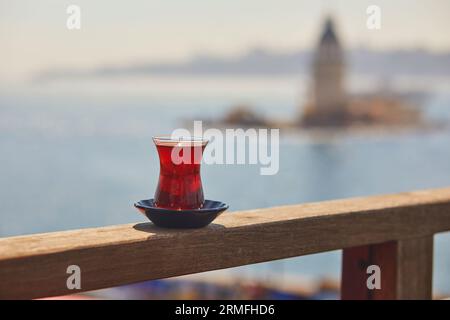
[313,17,346,111]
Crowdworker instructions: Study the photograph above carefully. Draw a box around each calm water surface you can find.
[1,76,450,294]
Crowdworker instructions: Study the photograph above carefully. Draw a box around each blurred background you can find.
[1,0,450,299]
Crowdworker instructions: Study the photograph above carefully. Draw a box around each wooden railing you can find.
[1,188,450,300]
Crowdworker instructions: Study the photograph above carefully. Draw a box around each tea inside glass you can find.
[153,136,208,210]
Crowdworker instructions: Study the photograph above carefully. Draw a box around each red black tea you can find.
[153,137,207,210]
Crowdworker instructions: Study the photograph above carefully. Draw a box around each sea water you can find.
[0,75,450,294]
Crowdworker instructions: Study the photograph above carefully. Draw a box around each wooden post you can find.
[341,236,433,300]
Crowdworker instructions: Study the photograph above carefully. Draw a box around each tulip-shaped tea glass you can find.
[153,136,208,210]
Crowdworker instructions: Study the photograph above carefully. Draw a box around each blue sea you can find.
[1,75,450,295]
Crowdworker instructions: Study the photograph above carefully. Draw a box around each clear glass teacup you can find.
[152,136,208,210]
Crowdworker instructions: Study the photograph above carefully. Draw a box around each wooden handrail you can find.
[1,188,450,299]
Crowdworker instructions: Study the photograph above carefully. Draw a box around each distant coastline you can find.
[35,47,450,82]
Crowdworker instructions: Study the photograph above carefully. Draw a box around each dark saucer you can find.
[134,199,229,229]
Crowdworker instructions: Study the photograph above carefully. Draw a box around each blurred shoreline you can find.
[34,47,450,82]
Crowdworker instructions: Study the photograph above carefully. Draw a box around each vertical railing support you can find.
[341,236,433,300]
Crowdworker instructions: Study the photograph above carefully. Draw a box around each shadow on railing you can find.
[1,188,450,299]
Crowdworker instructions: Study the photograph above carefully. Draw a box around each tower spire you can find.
[313,16,346,111]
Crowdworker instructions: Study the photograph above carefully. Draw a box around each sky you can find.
[1,0,450,81]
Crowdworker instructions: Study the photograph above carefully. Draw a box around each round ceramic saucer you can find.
[134,199,229,229]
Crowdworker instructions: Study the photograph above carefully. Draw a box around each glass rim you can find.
[152,135,209,146]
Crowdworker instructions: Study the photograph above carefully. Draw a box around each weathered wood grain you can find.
[0,188,449,299]
[396,236,433,299]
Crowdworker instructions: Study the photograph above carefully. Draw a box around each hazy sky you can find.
[1,0,450,81]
